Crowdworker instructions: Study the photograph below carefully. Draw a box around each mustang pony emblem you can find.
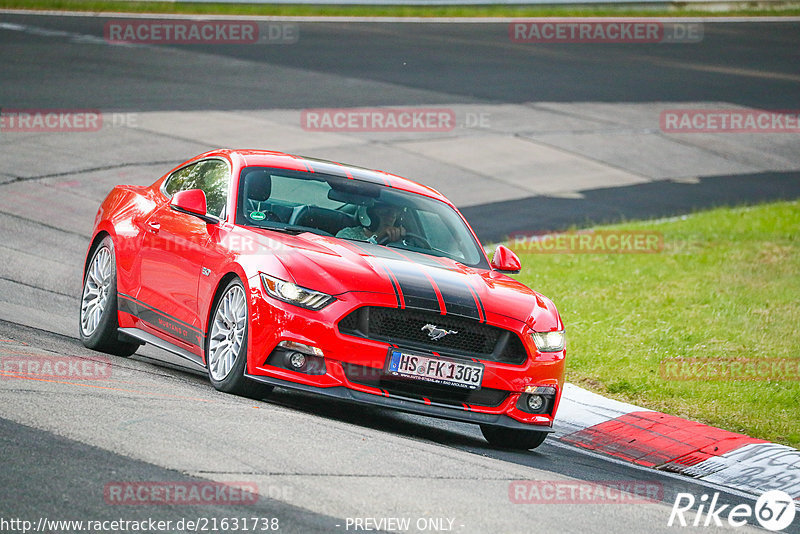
[421,324,458,341]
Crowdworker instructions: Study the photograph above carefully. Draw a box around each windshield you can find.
[235,166,488,268]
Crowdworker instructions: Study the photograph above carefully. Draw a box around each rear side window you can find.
[164,159,230,218]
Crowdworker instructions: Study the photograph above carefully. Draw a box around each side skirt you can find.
[119,327,205,367]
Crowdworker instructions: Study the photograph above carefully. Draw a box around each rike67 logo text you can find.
[668,490,796,531]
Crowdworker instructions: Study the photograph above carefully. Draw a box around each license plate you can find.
[386,349,483,390]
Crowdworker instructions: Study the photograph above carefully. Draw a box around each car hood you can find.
[242,229,561,331]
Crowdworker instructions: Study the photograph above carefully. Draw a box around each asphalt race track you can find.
[1,12,799,534]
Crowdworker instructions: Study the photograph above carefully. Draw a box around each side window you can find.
[164,160,230,218]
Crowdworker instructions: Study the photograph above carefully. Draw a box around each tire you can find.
[206,278,273,399]
[480,425,548,450]
[79,236,140,357]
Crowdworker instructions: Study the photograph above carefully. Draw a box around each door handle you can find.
[146,221,160,234]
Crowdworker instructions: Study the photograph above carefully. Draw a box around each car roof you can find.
[201,149,452,206]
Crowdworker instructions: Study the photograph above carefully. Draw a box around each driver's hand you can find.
[378,226,406,242]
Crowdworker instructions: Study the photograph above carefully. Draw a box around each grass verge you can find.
[3,0,800,17]
[512,201,799,448]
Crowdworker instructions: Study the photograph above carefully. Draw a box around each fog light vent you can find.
[287,352,307,370]
[265,342,326,376]
[526,394,544,412]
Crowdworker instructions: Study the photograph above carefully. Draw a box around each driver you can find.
[336,202,406,244]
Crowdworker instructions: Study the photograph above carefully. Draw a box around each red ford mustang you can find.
[80,149,565,449]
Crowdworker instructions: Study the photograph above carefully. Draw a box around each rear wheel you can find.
[79,236,140,357]
[206,278,273,399]
[480,425,548,450]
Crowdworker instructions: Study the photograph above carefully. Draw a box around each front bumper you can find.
[246,274,565,429]
[244,372,553,431]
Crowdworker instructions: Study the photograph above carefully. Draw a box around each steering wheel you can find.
[379,232,431,249]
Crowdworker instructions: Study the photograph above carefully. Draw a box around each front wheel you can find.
[79,236,140,357]
[206,278,273,399]
[480,425,548,450]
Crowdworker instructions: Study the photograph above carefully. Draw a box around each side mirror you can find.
[170,189,218,224]
[491,245,521,274]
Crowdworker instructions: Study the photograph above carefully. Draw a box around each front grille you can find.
[341,362,510,407]
[338,307,528,364]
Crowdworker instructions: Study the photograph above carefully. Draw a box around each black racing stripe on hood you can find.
[380,259,441,313]
[345,241,483,319]
[377,247,481,321]
[426,269,481,321]
[362,244,447,269]
[378,262,403,308]
[471,282,486,322]
[343,240,403,307]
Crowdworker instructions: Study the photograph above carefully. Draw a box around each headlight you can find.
[531,330,565,352]
[260,274,335,310]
